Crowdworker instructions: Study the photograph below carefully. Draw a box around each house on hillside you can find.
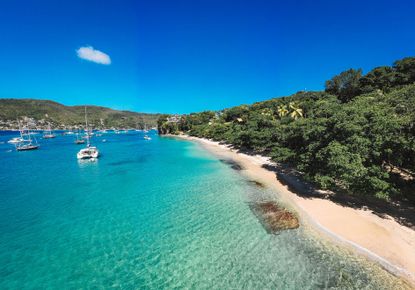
[167,115,181,123]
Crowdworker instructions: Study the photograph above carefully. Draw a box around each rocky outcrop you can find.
[249,202,299,233]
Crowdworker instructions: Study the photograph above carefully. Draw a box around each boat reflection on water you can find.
[77,157,99,167]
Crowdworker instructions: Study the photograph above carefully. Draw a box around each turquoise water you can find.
[0,131,408,289]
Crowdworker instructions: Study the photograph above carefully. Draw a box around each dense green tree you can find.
[359,66,399,93]
[222,105,250,122]
[325,68,363,102]
[393,57,415,85]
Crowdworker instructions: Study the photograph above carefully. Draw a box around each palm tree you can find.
[277,104,289,118]
[288,102,303,120]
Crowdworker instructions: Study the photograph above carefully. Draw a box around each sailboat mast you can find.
[84,106,90,147]
[27,124,32,142]
[84,106,88,130]
[17,119,23,139]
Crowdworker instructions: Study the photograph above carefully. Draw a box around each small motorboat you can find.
[8,137,23,144]
[144,135,152,140]
[43,134,55,139]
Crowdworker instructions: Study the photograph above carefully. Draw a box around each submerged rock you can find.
[249,202,299,233]
[219,159,244,170]
[248,180,266,188]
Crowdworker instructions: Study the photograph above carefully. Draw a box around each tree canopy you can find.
[158,55,415,202]
[325,68,362,102]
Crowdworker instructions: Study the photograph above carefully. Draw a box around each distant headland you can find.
[0,99,160,130]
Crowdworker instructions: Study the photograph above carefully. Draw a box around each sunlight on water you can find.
[0,131,410,289]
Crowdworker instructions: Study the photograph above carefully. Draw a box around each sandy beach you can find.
[171,134,415,287]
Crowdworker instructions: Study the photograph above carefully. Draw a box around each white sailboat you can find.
[143,123,151,140]
[16,121,39,151]
[74,129,85,145]
[77,107,99,159]
[43,122,56,139]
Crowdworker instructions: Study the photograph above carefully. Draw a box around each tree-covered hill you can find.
[158,55,415,202]
[0,99,160,129]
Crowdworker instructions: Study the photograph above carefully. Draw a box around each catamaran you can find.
[16,121,39,151]
[77,107,99,159]
[43,123,56,139]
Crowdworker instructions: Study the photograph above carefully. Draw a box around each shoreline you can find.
[168,134,415,287]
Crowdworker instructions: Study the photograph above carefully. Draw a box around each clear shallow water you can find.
[0,131,408,289]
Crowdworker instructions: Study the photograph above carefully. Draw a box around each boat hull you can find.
[77,147,99,159]
[17,145,39,151]
[8,139,22,144]
[77,153,99,159]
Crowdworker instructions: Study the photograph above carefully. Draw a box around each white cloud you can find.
[76,46,111,65]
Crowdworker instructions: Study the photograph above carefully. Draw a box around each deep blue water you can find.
[0,131,407,289]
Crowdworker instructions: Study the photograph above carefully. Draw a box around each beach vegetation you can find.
[158,55,415,202]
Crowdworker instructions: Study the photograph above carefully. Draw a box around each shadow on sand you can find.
[262,163,415,230]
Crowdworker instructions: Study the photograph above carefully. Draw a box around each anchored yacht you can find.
[16,121,39,151]
[77,107,99,159]
[43,123,56,139]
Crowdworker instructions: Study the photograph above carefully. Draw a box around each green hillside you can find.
[158,55,415,202]
[0,99,160,129]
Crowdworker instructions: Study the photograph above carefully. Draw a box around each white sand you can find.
[171,134,415,286]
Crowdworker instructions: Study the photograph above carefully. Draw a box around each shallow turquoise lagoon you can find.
[0,131,407,289]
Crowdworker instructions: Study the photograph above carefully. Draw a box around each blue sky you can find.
[0,0,414,113]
